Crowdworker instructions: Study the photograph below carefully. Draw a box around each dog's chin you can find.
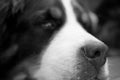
[70,60,108,80]
[33,57,108,80]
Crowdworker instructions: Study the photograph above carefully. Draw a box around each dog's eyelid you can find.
[31,9,63,30]
[32,13,58,26]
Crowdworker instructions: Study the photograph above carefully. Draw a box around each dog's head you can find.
[0,0,108,80]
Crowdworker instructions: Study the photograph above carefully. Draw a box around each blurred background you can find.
[82,0,120,80]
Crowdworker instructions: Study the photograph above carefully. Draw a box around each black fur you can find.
[0,0,64,79]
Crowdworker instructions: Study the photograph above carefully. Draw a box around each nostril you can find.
[90,49,101,58]
[93,50,101,58]
[81,47,102,59]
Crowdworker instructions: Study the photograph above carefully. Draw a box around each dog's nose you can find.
[81,41,108,67]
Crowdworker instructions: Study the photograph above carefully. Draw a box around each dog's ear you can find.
[0,0,25,51]
[0,0,25,25]
[0,0,10,37]
[12,0,25,13]
[0,0,25,65]
[0,0,10,24]
[0,0,25,30]
[0,0,25,17]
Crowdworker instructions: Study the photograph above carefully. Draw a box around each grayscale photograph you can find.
[0,0,120,80]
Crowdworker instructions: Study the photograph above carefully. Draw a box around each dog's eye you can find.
[32,11,63,30]
[41,20,56,30]
[33,17,57,30]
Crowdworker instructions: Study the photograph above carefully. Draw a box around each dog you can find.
[0,0,109,80]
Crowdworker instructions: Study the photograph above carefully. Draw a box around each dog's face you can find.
[0,0,108,80]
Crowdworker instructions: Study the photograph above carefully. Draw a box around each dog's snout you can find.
[81,41,108,66]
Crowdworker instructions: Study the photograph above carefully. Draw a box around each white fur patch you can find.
[33,0,109,80]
